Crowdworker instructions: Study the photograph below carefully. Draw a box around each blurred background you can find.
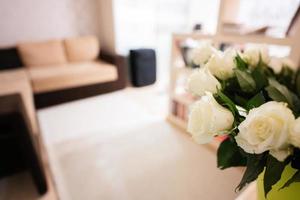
[0,0,300,200]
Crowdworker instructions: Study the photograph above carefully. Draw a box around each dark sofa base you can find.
[34,52,127,108]
[34,80,125,108]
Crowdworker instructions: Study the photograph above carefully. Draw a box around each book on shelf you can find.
[171,93,196,122]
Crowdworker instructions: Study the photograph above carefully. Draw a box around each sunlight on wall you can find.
[113,0,219,86]
[239,0,300,37]
[113,0,299,86]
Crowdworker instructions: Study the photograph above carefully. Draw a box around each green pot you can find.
[257,164,300,200]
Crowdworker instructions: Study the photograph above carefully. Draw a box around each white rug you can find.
[38,88,243,200]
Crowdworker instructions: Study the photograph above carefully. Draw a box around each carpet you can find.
[38,88,242,200]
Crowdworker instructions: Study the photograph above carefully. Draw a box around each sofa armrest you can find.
[99,51,118,65]
[99,51,127,89]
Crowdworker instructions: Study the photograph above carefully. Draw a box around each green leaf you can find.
[291,92,300,117]
[265,78,294,108]
[280,170,300,190]
[256,53,264,68]
[234,54,248,71]
[221,77,237,90]
[295,70,300,96]
[217,137,247,170]
[251,66,268,91]
[246,92,266,110]
[234,94,248,107]
[263,155,287,197]
[291,148,300,169]
[222,77,242,96]
[265,86,290,105]
[236,153,267,191]
[277,67,296,90]
[215,91,239,117]
[235,69,256,93]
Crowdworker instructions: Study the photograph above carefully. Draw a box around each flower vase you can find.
[257,164,300,200]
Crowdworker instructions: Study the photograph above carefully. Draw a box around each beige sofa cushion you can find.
[28,61,117,94]
[64,36,100,62]
[17,40,67,67]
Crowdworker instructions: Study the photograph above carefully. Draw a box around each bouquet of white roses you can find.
[187,43,300,197]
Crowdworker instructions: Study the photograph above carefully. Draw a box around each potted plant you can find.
[187,43,300,199]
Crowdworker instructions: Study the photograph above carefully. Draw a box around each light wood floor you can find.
[0,86,244,200]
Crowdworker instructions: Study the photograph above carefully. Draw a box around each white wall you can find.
[0,0,101,47]
[98,0,116,54]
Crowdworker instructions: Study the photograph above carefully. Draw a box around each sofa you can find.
[0,69,38,135]
[0,36,126,108]
[0,36,127,195]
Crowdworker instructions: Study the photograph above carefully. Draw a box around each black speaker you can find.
[129,49,156,87]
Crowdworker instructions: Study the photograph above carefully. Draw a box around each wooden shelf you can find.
[173,32,293,46]
[172,94,195,106]
[167,114,187,131]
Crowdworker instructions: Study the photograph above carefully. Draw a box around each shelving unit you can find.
[167,0,300,151]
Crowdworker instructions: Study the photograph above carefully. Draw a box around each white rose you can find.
[282,58,297,71]
[235,101,295,161]
[187,67,221,96]
[269,57,297,73]
[242,45,270,67]
[289,117,300,148]
[188,92,234,144]
[269,57,283,74]
[191,42,216,66]
[206,49,237,80]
